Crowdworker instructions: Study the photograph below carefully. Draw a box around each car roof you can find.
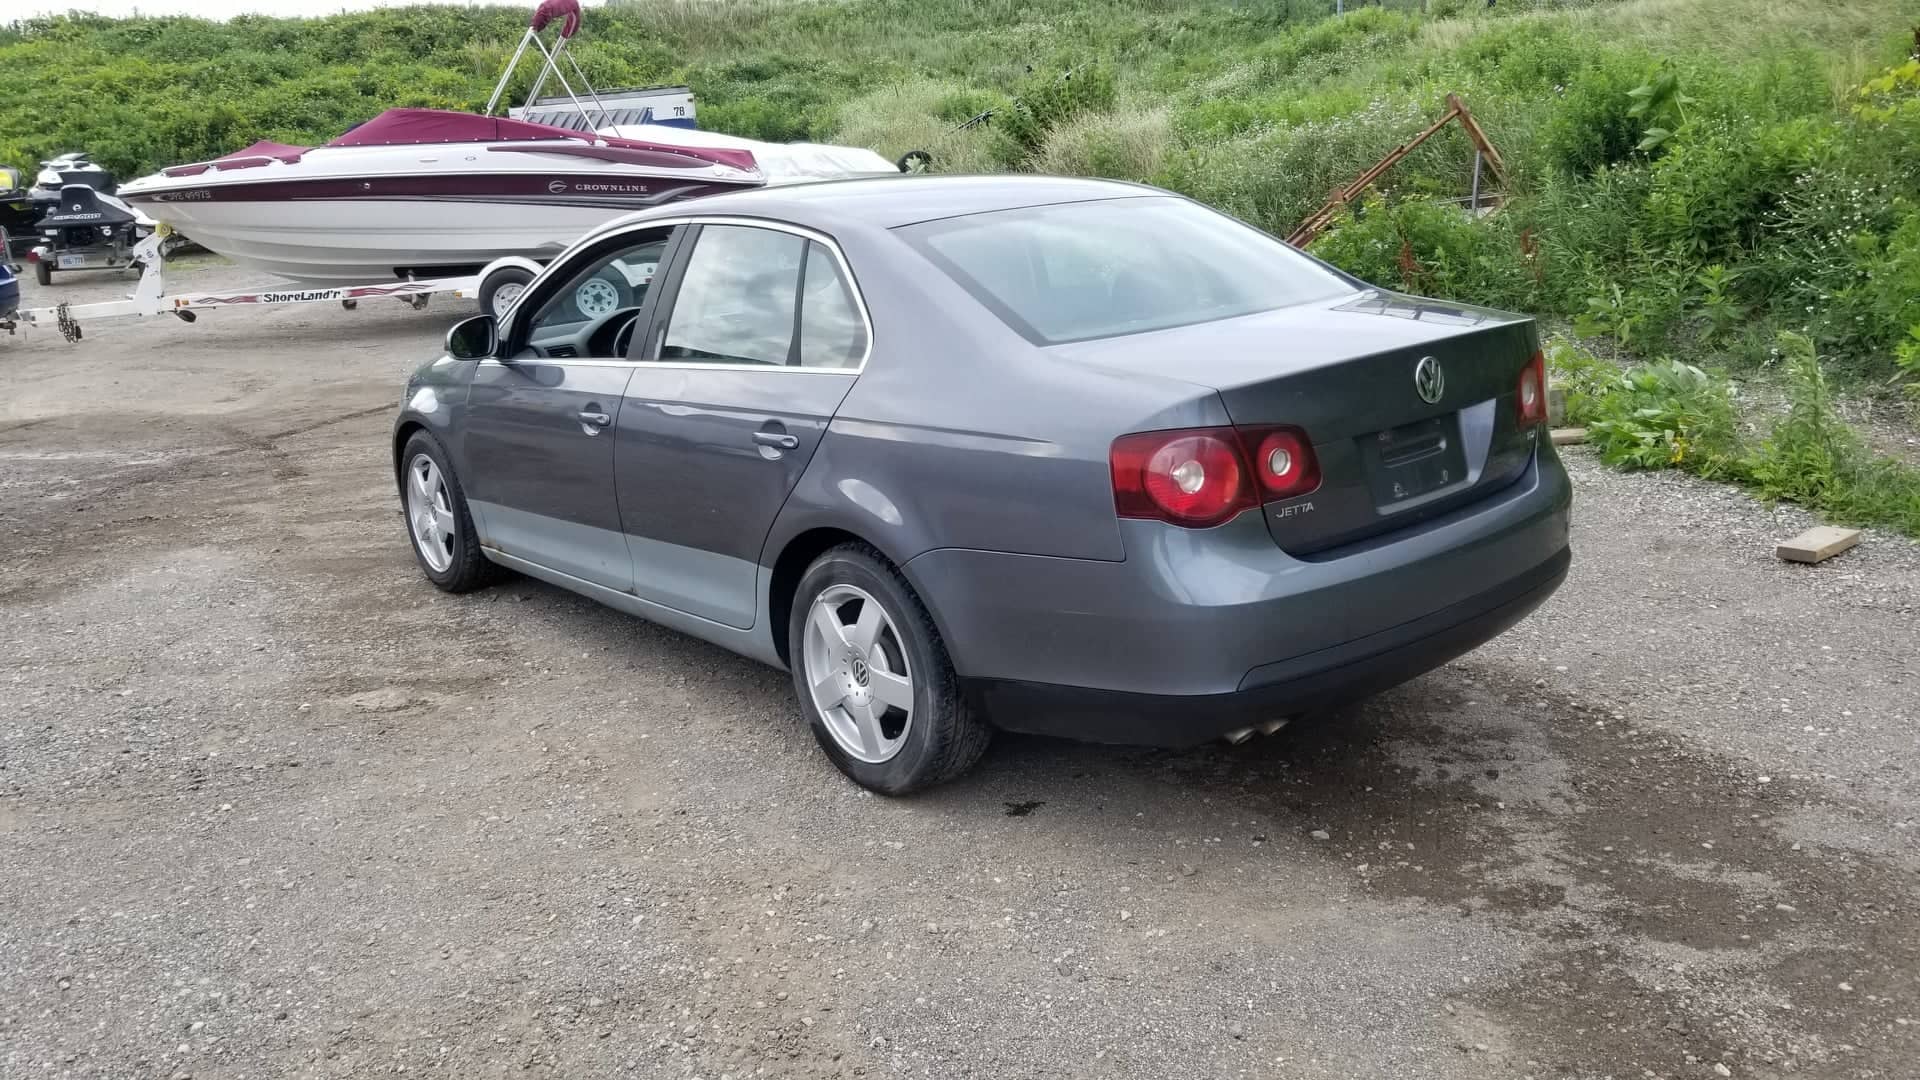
[602,174,1164,236]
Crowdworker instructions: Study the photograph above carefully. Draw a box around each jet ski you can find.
[29,153,117,215]
[27,184,168,286]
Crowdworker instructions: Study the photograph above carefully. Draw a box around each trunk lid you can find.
[1058,291,1543,554]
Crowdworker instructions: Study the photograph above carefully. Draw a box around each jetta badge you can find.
[1413,355,1445,404]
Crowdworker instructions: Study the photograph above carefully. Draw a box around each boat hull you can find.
[122,177,751,285]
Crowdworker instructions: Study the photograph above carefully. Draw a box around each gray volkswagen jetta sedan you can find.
[393,175,1571,793]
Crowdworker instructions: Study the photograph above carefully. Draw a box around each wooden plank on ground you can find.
[1551,427,1586,446]
[1775,526,1862,565]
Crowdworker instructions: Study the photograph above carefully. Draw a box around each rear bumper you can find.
[964,544,1567,746]
[903,447,1571,746]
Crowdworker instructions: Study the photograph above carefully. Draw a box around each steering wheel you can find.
[611,311,642,359]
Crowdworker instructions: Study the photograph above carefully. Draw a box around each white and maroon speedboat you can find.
[116,0,898,285]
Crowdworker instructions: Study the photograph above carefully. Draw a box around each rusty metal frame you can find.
[1286,93,1506,248]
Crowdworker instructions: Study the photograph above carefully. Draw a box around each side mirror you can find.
[446,314,497,360]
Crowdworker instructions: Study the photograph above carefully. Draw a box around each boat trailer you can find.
[0,226,480,343]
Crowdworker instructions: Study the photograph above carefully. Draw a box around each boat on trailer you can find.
[116,0,900,286]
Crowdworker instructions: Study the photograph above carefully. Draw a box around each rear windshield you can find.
[899,196,1355,345]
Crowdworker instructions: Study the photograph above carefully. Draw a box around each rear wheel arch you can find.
[767,528,952,670]
[769,528,868,669]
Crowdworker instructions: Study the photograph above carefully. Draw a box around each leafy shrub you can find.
[1575,355,1741,474]
[995,64,1116,158]
[1624,64,1693,155]
[1739,332,1920,533]
[1568,241,1691,349]
[1543,335,1619,423]
[1537,49,1655,175]
[1854,57,1920,124]
[698,95,817,143]
[1552,332,1920,535]
[1310,193,1536,310]
[1896,326,1920,424]
[1693,263,1745,344]
[1641,117,1821,261]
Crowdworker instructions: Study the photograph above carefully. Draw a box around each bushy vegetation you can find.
[4,0,1918,531]
[1552,334,1920,535]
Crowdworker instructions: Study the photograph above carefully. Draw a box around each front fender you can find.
[392,356,477,492]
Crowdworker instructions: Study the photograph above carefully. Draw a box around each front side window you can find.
[524,230,669,356]
[658,226,868,369]
[900,196,1356,345]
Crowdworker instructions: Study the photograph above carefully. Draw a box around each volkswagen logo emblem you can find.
[547,179,567,194]
[1413,356,1445,405]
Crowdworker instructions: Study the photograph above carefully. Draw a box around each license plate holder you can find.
[1363,414,1467,508]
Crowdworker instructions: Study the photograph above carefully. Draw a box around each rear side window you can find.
[797,241,867,369]
[900,196,1354,345]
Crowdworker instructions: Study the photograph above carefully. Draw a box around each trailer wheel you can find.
[34,259,51,287]
[478,265,536,319]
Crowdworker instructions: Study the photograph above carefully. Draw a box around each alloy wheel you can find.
[802,584,914,764]
[405,453,456,574]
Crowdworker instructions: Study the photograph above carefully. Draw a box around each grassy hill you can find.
[4,0,1918,529]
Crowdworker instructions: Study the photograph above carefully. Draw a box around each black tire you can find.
[34,258,51,287]
[398,430,496,593]
[787,543,990,794]
[478,264,536,319]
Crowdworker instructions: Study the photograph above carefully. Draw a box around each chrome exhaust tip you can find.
[1259,719,1290,736]
[1223,726,1256,745]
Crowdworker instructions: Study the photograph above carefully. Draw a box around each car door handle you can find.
[578,410,612,427]
[753,431,799,450]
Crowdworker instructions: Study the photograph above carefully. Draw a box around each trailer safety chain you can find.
[56,301,80,343]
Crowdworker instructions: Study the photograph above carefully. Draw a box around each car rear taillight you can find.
[1111,425,1320,529]
[1516,349,1547,427]
[1247,426,1320,501]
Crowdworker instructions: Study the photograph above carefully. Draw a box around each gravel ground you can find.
[3,263,1917,1080]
